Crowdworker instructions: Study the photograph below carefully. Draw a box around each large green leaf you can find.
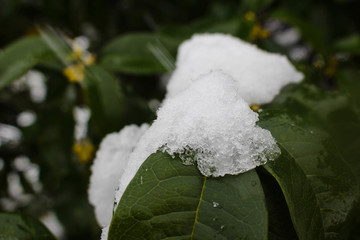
[259,109,359,240]
[109,151,268,240]
[83,65,126,136]
[0,36,55,89]
[0,212,56,239]
[271,84,360,179]
[100,33,178,74]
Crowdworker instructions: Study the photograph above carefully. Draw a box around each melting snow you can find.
[88,123,149,227]
[166,33,303,105]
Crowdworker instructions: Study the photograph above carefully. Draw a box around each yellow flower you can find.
[63,37,96,83]
[83,53,96,65]
[250,104,261,111]
[63,63,85,83]
[73,139,95,163]
[324,56,338,77]
[250,24,270,42]
[245,11,256,22]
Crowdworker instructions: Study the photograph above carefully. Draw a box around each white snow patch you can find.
[0,123,21,147]
[73,106,90,141]
[17,111,37,127]
[40,212,65,240]
[115,71,280,206]
[273,28,300,47]
[166,33,303,105]
[88,123,149,227]
[12,70,47,103]
[101,226,109,240]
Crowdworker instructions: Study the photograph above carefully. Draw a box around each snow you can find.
[12,70,47,103]
[73,106,90,140]
[273,28,300,47]
[17,111,37,127]
[166,33,303,105]
[101,226,109,240]
[88,123,149,227]
[114,70,280,206]
[40,212,65,240]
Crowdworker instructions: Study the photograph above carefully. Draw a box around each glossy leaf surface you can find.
[109,151,268,240]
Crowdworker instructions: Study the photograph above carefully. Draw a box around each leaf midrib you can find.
[190,176,207,240]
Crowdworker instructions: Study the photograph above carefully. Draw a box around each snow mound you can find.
[166,33,303,104]
[88,123,149,227]
[115,70,280,205]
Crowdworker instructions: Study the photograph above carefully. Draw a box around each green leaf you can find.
[0,36,55,89]
[257,168,298,240]
[0,212,56,239]
[333,34,360,54]
[337,69,360,117]
[109,151,268,240]
[82,65,126,136]
[271,84,360,179]
[100,33,178,74]
[259,109,359,239]
[264,148,325,240]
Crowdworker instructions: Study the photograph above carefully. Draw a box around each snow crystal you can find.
[115,70,280,206]
[88,123,149,227]
[166,33,303,105]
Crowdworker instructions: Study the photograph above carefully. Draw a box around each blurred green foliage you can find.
[0,0,359,239]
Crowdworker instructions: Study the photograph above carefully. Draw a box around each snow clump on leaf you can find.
[88,123,149,227]
[166,33,303,105]
[114,70,280,206]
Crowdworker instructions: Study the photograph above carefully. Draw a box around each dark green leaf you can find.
[333,35,360,54]
[83,65,126,136]
[264,148,324,240]
[257,168,298,240]
[0,212,56,239]
[0,36,55,89]
[271,84,360,179]
[337,69,360,117]
[259,109,359,239]
[109,151,268,240]
[100,33,178,74]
